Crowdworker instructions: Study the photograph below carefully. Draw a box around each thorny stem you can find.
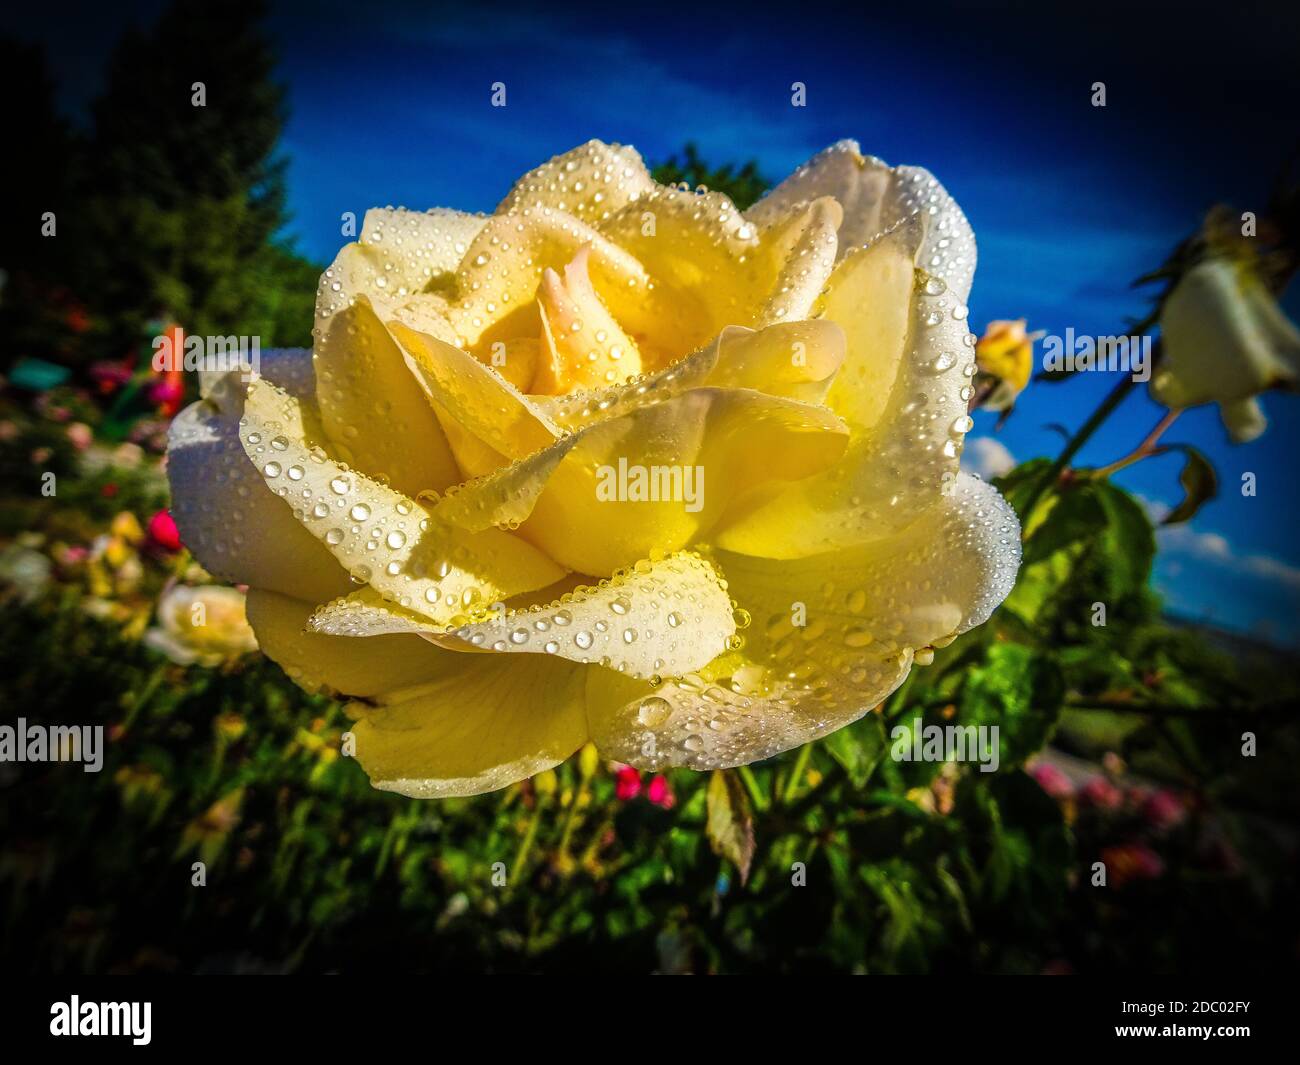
[1018,374,1140,518]
[1090,408,1182,479]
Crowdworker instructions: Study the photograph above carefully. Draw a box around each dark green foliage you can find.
[0,1,320,373]
[651,143,771,211]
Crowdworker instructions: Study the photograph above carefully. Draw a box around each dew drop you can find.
[636,697,672,727]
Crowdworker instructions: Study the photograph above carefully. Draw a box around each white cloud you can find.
[961,435,1015,480]
[1156,517,1300,589]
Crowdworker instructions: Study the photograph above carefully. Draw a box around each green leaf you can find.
[958,643,1066,767]
[993,458,1054,522]
[650,143,771,210]
[1093,481,1156,595]
[706,769,756,885]
[1161,444,1218,525]
[821,714,888,787]
[1020,484,1108,567]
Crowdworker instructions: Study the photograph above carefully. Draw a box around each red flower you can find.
[148,509,182,552]
[614,764,642,801]
[647,774,675,809]
[148,377,185,416]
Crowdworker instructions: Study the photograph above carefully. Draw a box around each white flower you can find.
[1152,257,1300,442]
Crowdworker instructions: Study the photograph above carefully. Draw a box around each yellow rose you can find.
[1151,256,1300,442]
[145,583,259,667]
[168,140,1020,797]
[975,319,1039,412]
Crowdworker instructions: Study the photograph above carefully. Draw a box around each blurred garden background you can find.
[1,0,1298,974]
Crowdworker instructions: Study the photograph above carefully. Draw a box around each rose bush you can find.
[168,140,1020,797]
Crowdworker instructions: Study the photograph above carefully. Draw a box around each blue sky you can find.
[10,0,1300,642]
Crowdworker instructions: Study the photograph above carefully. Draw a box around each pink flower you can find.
[1141,789,1187,831]
[1079,776,1123,812]
[148,509,182,552]
[1029,761,1075,801]
[148,378,184,414]
[614,764,642,801]
[67,422,93,451]
[647,774,675,810]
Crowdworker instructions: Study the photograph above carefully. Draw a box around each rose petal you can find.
[591,473,1019,770]
[753,197,842,327]
[441,551,736,679]
[715,236,976,558]
[388,320,560,466]
[313,283,460,496]
[1219,396,1267,443]
[821,219,920,430]
[238,377,565,622]
[534,320,845,431]
[360,206,486,282]
[747,140,976,301]
[522,387,849,574]
[1152,257,1300,409]
[495,139,656,224]
[447,209,654,351]
[534,246,644,391]
[168,351,351,604]
[598,185,761,353]
[310,552,736,681]
[347,654,589,798]
[246,589,452,697]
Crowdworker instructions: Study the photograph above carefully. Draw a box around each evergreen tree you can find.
[79,0,316,354]
[652,143,770,211]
